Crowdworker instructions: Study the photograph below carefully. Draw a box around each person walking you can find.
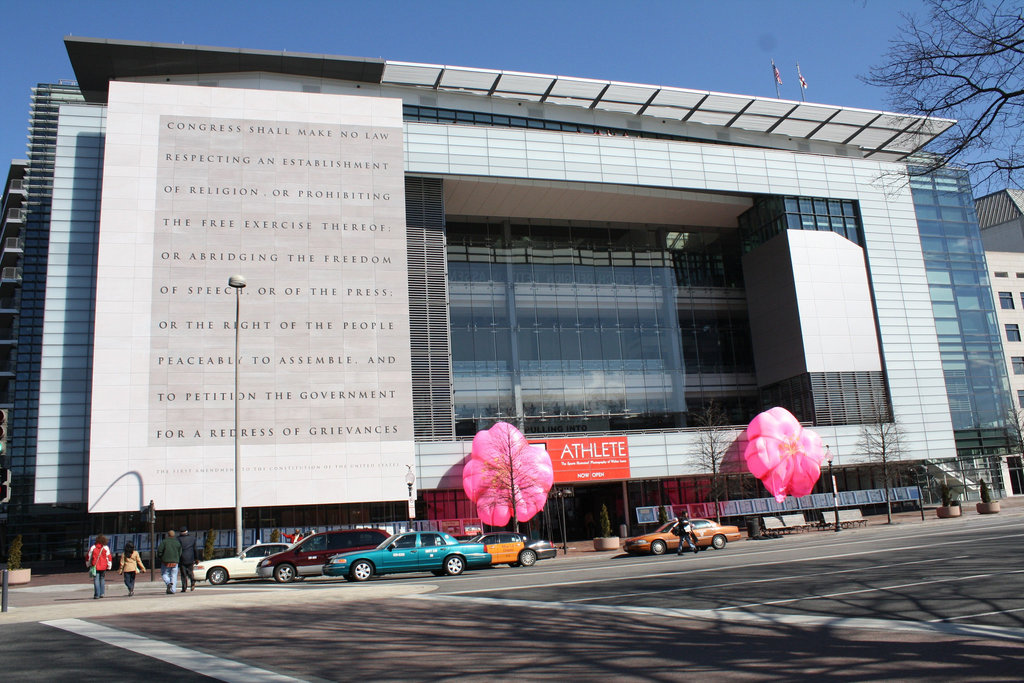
[674,513,698,555]
[283,529,303,544]
[118,541,146,596]
[87,534,113,598]
[156,529,183,594]
[178,527,199,592]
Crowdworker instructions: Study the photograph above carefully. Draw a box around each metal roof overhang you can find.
[64,37,954,161]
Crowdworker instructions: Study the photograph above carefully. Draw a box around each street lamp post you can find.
[826,445,840,533]
[228,274,246,554]
[405,465,416,521]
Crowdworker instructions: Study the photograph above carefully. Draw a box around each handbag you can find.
[89,566,97,577]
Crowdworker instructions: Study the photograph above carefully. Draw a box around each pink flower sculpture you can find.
[743,407,824,503]
[463,422,554,527]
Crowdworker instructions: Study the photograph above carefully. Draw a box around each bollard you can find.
[2,568,8,612]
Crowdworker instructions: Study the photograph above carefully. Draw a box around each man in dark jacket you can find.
[178,526,199,592]
[156,529,183,594]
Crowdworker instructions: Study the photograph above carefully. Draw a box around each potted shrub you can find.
[936,482,961,518]
[4,534,31,584]
[592,504,620,551]
[976,480,1000,514]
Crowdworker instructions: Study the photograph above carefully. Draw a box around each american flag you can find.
[773,61,782,85]
[798,63,808,89]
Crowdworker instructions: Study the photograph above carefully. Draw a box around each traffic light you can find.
[0,467,10,504]
[0,408,7,456]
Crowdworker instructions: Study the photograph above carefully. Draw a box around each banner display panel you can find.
[89,82,412,512]
[532,436,631,483]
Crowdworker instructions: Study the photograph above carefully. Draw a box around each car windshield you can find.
[656,521,678,533]
[378,534,406,549]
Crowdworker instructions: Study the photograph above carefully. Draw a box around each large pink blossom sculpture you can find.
[463,422,554,527]
[743,407,825,503]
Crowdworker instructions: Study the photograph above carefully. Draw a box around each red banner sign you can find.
[533,436,631,483]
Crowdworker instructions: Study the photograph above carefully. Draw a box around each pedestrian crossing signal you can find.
[0,467,10,504]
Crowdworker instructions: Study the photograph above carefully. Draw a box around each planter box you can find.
[976,501,1001,514]
[936,505,961,519]
[5,568,31,584]
[592,537,620,551]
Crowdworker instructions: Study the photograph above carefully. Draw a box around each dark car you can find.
[467,532,557,566]
[257,528,389,582]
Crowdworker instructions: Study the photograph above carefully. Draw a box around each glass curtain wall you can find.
[911,170,1012,440]
[448,220,756,436]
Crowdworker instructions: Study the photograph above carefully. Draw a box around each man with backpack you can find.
[178,526,199,592]
[674,513,699,555]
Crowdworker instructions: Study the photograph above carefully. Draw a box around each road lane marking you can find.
[444,534,1024,596]
[719,568,1024,610]
[42,619,304,682]
[416,594,1024,642]
[931,606,1024,623]
[561,555,965,603]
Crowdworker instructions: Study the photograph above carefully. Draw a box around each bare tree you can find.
[691,401,733,523]
[865,1,1024,191]
[857,404,906,524]
[473,423,551,533]
[1004,402,1024,456]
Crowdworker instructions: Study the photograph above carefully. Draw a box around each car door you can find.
[417,533,449,570]
[294,534,330,575]
[690,520,713,546]
[377,533,421,573]
[481,533,518,563]
[237,544,286,578]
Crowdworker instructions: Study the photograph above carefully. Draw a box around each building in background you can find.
[0,37,1015,560]
[977,188,1024,495]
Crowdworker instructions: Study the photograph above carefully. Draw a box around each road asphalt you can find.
[4,497,1022,625]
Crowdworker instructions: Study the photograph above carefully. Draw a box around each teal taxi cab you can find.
[323,531,492,582]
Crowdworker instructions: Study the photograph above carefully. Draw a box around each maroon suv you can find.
[256,529,389,582]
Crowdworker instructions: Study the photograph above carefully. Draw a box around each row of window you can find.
[997,291,1024,309]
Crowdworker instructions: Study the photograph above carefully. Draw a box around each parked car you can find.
[194,542,291,585]
[466,532,557,566]
[623,518,742,555]
[323,531,491,582]
[257,529,389,582]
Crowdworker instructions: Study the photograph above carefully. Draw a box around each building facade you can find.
[1,38,1016,558]
[977,189,1024,495]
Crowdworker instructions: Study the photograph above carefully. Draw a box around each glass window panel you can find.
[999,292,1014,309]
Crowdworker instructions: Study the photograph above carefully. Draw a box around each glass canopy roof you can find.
[382,60,953,161]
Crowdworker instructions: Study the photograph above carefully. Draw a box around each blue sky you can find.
[1,0,928,166]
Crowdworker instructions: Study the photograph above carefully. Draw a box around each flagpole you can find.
[771,60,781,98]
[797,62,806,102]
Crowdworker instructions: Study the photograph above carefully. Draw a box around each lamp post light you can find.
[826,445,840,533]
[228,274,246,554]
[405,465,416,521]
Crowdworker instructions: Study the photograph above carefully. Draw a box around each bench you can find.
[761,513,811,534]
[820,508,868,529]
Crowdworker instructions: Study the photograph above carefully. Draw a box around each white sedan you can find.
[194,542,291,585]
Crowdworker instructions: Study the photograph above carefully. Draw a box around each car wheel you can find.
[207,567,229,585]
[444,555,466,576]
[650,540,667,555]
[273,563,297,583]
[350,560,375,582]
[711,534,727,550]
[518,549,537,567]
